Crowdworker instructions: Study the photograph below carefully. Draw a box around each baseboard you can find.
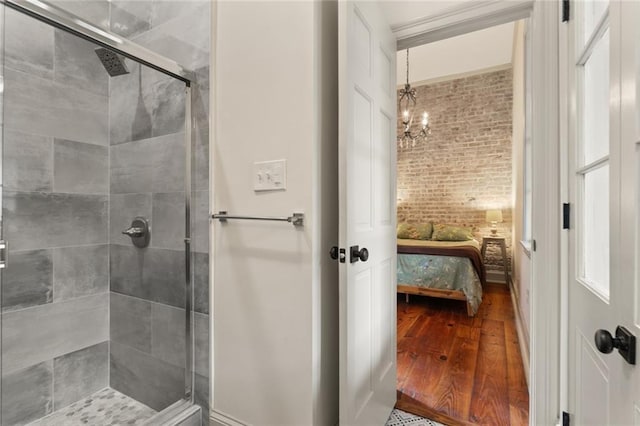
[508,279,530,389]
[210,410,249,426]
[486,270,509,284]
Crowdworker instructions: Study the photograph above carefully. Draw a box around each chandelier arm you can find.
[405,48,409,85]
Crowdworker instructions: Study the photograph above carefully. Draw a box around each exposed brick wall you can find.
[397,68,513,274]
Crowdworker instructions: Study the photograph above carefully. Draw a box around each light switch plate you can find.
[253,159,286,192]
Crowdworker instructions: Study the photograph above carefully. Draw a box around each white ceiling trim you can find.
[393,0,534,50]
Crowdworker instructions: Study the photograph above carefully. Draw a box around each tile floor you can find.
[385,409,447,426]
[27,387,156,426]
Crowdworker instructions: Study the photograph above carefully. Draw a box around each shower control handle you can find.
[122,227,145,238]
[122,217,150,248]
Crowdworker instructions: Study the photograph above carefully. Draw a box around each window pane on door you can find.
[583,30,610,165]
[583,0,608,45]
[583,164,610,297]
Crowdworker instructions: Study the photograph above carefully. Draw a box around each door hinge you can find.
[562,0,570,22]
[563,203,570,230]
[0,240,8,269]
[562,411,570,426]
[532,240,537,252]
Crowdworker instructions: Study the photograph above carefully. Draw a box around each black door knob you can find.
[595,329,618,354]
[330,246,339,260]
[350,245,369,263]
[594,326,636,365]
[359,248,369,262]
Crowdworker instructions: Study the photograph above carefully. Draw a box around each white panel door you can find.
[568,1,640,424]
[338,1,397,425]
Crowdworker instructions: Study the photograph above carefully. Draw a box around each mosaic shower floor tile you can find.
[385,409,447,426]
[27,387,156,426]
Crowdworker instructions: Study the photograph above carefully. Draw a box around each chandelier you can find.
[398,48,430,148]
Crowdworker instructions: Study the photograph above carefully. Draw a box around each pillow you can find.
[397,222,433,240]
[397,223,417,239]
[413,223,433,240]
[431,224,473,241]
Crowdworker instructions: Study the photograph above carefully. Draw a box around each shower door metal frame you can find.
[0,0,197,403]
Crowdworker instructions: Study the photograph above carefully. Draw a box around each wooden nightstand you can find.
[481,236,510,284]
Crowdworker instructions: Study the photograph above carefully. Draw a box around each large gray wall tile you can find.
[194,373,209,417]
[109,61,153,145]
[109,244,146,299]
[53,341,108,410]
[151,303,185,368]
[2,249,53,312]
[110,66,184,145]
[2,293,108,373]
[54,30,109,97]
[1,361,53,426]
[194,252,209,315]
[4,129,52,192]
[110,341,184,411]
[194,313,209,378]
[152,192,184,250]
[111,292,151,353]
[110,1,152,38]
[132,2,210,70]
[142,248,185,307]
[110,193,153,246]
[149,78,185,137]
[4,191,108,251]
[4,8,54,78]
[47,0,110,30]
[193,190,209,254]
[110,245,184,308]
[53,139,108,194]
[53,245,109,302]
[111,133,185,193]
[194,117,209,192]
[4,68,109,145]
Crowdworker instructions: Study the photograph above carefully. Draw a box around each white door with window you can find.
[338,1,397,425]
[568,1,640,423]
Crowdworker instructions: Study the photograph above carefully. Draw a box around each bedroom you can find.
[393,19,531,425]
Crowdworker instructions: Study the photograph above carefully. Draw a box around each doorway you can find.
[390,18,531,426]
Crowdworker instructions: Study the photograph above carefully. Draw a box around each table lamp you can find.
[486,209,503,235]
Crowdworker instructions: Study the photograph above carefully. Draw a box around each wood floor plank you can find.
[396,284,529,425]
[505,321,529,425]
[468,319,511,425]
[431,334,480,420]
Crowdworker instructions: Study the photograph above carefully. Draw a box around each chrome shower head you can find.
[94,47,129,77]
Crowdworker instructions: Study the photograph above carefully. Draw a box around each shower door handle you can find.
[0,240,8,269]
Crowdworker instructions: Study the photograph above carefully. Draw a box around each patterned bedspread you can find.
[397,239,484,314]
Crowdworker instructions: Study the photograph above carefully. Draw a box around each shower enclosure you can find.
[0,0,211,424]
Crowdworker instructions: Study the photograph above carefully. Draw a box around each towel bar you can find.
[211,211,304,227]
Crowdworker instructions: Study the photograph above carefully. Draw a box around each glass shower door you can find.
[0,2,196,424]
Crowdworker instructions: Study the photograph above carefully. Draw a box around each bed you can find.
[397,238,485,316]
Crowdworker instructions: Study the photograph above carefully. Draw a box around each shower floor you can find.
[27,387,156,426]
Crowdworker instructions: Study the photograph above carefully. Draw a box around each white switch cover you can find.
[254,159,286,192]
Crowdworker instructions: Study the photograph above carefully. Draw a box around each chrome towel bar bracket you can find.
[211,211,304,227]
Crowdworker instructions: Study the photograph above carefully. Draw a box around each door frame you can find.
[391,1,562,424]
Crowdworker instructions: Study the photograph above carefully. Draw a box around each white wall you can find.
[213,2,338,425]
[511,20,531,348]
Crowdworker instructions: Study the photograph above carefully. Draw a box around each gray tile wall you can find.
[107,0,211,417]
[1,6,111,424]
[1,1,210,423]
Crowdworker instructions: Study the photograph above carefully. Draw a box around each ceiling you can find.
[377,1,517,85]
[395,21,516,85]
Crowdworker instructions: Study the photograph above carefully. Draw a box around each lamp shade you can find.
[486,209,503,223]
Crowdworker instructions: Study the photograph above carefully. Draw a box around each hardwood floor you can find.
[396,283,529,426]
